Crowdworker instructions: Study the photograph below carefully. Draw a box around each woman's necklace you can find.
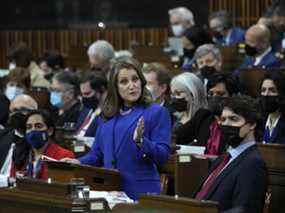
[119,106,133,115]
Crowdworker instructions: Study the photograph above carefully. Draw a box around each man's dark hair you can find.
[41,51,65,70]
[53,71,80,97]
[273,4,285,17]
[79,71,108,94]
[7,42,33,68]
[183,27,213,48]
[142,62,172,97]
[209,10,232,29]
[224,95,263,141]
[207,73,240,96]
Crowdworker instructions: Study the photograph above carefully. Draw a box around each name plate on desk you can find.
[46,161,121,191]
[179,155,191,163]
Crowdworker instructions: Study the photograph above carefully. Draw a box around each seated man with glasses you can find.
[50,71,84,128]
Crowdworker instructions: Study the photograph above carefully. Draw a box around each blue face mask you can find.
[50,91,64,108]
[5,86,24,101]
[25,130,49,150]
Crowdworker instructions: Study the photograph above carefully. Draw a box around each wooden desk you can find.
[113,194,219,213]
[0,178,109,213]
[257,143,285,213]
[239,68,266,97]
[159,154,211,197]
[46,161,121,191]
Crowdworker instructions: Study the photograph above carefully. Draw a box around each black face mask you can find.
[207,96,225,116]
[183,48,195,59]
[261,95,280,114]
[44,72,54,81]
[212,31,224,40]
[82,96,99,109]
[170,97,188,112]
[200,66,217,79]
[7,111,27,133]
[245,44,259,57]
[220,125,245,148]
[91,65,104,72]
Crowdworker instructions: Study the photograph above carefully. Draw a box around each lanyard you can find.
[27,143,49,178]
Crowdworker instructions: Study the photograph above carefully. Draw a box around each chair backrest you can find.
[28,87,50,109]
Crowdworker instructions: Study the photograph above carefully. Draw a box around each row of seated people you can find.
[1,55,283,212]
[169,6,285,73]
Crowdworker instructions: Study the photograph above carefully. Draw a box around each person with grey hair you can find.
[168,7,195,37]
[87,40,115,75]
[50,71,84,127]
[209,10,245,46]
[170,72,225,154]
[193,44,222,81]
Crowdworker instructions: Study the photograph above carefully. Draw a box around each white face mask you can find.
[171,24,185,37]
[5,86,24,101]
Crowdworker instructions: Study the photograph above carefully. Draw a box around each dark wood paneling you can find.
[209,0,273,27]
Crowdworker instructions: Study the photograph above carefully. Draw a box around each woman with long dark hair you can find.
[260,71,285,144]
[62,57,171,200]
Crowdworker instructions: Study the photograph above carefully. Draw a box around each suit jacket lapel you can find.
[269,116,284,143]
[204,145,257,200]
[259,50,271,66]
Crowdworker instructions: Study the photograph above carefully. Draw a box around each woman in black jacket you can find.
[170,72,225,155]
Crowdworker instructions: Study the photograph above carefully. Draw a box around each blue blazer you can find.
[234,49,281,76]
[78,103,171,200]
[228,27,245,46]
[193,145,267,213]
[75,107,103,137]
[215,27,245,46]
[263,115,285,144]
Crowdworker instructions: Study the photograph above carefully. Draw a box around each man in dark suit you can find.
[50,71,84,128]
[0,95,38,186]
[209,10,245,46]
[75,72,107,137]
[0,93,10,128]
[193,95,268,213]
[234,25,281,76]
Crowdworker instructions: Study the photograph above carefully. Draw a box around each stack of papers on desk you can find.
[0,69,9,77]
[176,145,205,155]
[83,191,134,209]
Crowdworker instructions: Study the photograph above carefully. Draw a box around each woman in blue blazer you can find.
[62,57,171,200]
